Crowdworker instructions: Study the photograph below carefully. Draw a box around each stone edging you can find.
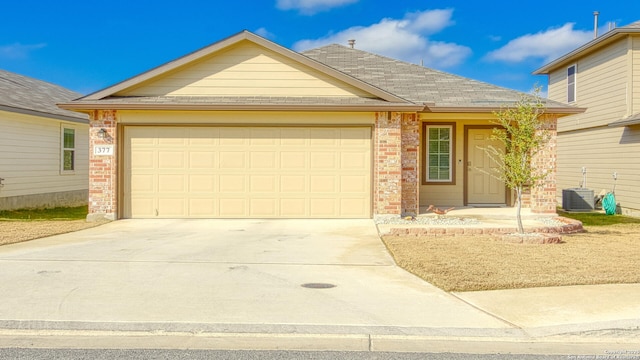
[385,217,583,236]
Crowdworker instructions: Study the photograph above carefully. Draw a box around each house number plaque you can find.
[93,145,114,156]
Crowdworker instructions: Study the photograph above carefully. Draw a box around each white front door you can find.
[467,128,506,205]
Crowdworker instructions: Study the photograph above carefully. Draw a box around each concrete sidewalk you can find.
[0,219,637,353]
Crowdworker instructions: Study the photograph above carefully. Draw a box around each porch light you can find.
[97,128,107,139]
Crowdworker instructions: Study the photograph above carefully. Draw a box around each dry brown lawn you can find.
[382,224,640,292]
[0,220,105,246]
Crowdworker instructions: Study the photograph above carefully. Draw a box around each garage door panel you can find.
[310,129,339,145]
[188,198,218,216]
[340,175,367,193]
[158,151,185,168]
[310,198,337,216]
[189,175,216,192]
[219,175,246,192]
[340,128,370,145]
[280,198,306,216]
[219,198,246,216]
[158,174,185,192]
[131,151,155,168]
[281,152,306,169]
[249,198,277,217]
[158,198,186,217]
[341,152,367,169]
[189,151,216,168]
[124,126,371,218]
[250,175,276,192]
[310,175,336,193]
[310,152,337,169]
[188,128,219,145]
[219,152,246,169]
[219,128,247,145]
[280,128,307,145]
[281,175,306,192]
[340,198,367,216]
[130,174,155,192]
[157,128,188,145]
[250,128,279,145]
[130,198,155,217]
[250,151,276,168]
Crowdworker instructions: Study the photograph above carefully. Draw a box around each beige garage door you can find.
[123,126,371,218]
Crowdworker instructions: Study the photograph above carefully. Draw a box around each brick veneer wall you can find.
[530,115,558,213]
[87,110,118,221]
[373,112,402,215]
[401,113,419,216]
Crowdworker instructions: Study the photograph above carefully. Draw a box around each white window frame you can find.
[61,126,76,173]
[424,124,454,184]
[567,64,577,103]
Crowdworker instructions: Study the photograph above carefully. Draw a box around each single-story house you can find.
[0,69,89,211]
[534,20,640,216]
[59,31,581,221]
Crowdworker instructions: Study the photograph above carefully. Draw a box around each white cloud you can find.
[485,23,592,63]
[276,0,357,15]
[293,9,471,68]
[0,43,46,60]
[254,27,275,39]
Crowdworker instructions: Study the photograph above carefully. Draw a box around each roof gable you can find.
[83,31,407,104]
[115,40,376,99]
[534,20,640,74]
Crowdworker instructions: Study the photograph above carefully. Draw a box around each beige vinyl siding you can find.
[549,38,629,132]
[0,110,88,198]
[557,126,640,213]
[633,36,640,115]
[118,41,373,98]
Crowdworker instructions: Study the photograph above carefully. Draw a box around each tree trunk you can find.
[516,186,524,234]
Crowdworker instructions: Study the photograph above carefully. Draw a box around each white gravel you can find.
[374,215,481,226]
[374,215,568,227]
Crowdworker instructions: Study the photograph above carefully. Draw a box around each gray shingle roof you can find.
[622,20,640,29]
[0,69,87,121]
[60,31,578,113]
[302,44,571,109]
[608,112,640,127]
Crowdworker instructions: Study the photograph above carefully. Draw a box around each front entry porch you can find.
[415,114,559,217]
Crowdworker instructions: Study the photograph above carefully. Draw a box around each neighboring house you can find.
[59,31,580,221]
[0,70,89,211]
[534,21,640,217]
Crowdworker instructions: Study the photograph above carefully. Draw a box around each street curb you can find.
[0,328,639,354]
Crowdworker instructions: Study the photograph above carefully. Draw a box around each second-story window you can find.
[567,64,576,103]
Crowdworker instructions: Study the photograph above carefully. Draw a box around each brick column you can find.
[87,110,118,221]
[373,112,402,216]
[530,115,557,213]
[401,113,419,216]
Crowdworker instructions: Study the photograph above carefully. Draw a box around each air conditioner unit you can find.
[562,188,595,211]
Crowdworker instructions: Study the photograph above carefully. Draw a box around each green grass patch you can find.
[558,209,640,226]
[0,206,88,221]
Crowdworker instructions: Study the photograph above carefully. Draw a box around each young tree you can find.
[483,88,550,234]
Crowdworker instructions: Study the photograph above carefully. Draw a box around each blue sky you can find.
[1,0,637,96]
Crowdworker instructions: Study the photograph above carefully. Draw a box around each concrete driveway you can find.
[0,219,511,336]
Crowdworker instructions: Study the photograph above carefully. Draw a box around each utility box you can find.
[562,188,595,212]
